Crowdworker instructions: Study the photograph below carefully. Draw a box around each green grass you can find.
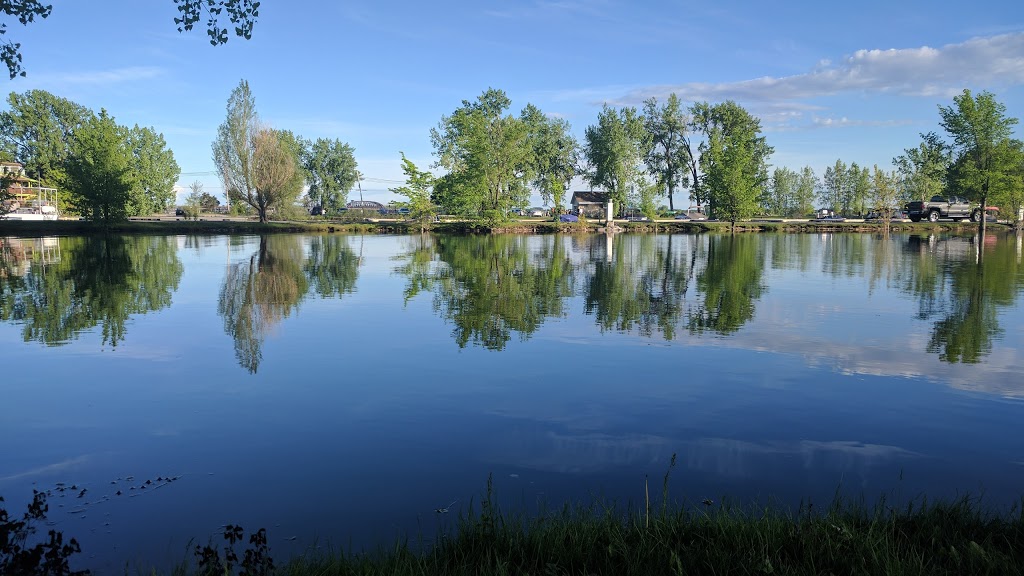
[165,474,1024,576]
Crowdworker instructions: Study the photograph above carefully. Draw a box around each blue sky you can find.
[3,0,1023,206]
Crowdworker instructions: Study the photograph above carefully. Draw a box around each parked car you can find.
[674,213,690,220]
[558,214,578,223]
[309,205,325,216]
[626,215,650,222]
[864,210,906,221]
[175,207,185,216]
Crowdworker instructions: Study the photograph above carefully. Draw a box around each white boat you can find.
[1,187,59,221]
[3,204,59,221]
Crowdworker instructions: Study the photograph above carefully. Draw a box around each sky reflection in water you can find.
[1,231,1023,572]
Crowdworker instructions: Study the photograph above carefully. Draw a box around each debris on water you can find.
[435,500,457,514]
[509,473,519,478]
[286,536,297,541]
[702,498,714,507]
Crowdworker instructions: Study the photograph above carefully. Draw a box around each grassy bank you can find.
[7,478,1024,575]
[169,488,1024,576]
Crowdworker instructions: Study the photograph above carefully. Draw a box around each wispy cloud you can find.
[541,33,1024,131]
[28,66,164,88]
[615,32,1024,105]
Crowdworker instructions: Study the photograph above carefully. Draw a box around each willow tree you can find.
[250,127,302,220]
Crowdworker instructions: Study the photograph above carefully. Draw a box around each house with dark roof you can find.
[570,191,609,218]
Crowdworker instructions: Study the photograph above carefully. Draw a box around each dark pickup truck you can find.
[905,196,983,222]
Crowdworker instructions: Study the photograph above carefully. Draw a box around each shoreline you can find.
[0,216,1008,236]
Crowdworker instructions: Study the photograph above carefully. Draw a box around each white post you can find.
[606,201,613,224]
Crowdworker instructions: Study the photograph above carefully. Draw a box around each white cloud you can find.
[617,32,1024,105]
[542,33,1024,132]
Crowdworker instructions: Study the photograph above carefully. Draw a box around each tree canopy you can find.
[692,101,773,224]
[430,88,533,219]
[939,89,1019,232]
[3,0,261,78]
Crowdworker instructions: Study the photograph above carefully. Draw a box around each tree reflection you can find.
[583,234,694,339]
[687,234,766,335]
[303,235,360,298]
[218,235,308,373]
[0,236,183,346]
[924,231,1022,363]
[395,235,575,350]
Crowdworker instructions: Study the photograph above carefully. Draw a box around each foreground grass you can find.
[173,493,1024,576]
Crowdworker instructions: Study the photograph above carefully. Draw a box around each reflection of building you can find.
[0,236,61,278]
[571,191,608,218]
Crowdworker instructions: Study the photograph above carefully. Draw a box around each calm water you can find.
[2,231,1024,572]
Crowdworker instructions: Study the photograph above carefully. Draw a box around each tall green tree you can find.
[870,165,901,233]
[212,79,258,215]
[521,103,578,212]
[767,167,798,217]
[122,124,180,216]
[821,159,848,214]
[794,166,818,218]
[893,132,950,202]
[3,1,260,78]
[430,88,532,218]
[642,94,692,211]
[692,101,772,224]
[303,137,358,213]
[939,89,1019,233]
[0,89,91,190]
[848,162,871,217]
[64,110,135,224]
[390,152,436,230]
[584,104,647,215]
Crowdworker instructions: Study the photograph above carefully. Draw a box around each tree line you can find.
[393,88,774,225]
[392,87,1022,228]
[0,89,180,223]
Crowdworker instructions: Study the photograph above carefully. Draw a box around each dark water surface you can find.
[2,232,1023,572]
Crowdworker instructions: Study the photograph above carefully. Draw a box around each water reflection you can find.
[0,236,182,346]
[687,234,766,335]
[394,235,575,350]
[304,235,361,298]
[584,234,695,339]
[918,231,1022,363]
[218,235,308,373]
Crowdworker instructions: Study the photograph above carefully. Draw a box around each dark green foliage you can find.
[194,524,274,576]
[0,491,90,575]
